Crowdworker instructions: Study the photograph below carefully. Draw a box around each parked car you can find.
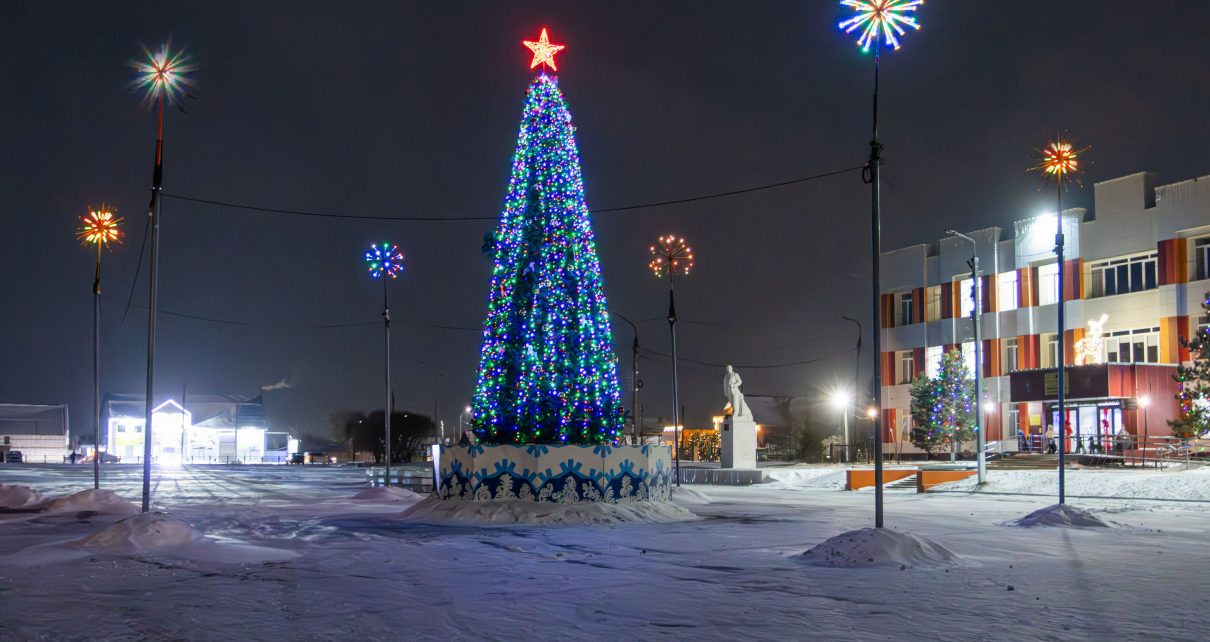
[304,451,334,465]
[2,451,23,464]
[287,453,306,465]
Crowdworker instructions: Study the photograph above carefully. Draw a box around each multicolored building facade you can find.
[880,171,1209,454]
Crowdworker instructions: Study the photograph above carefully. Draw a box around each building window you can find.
[897,292,914,326]
[1003,337,1018,373]
[1105,327,1160,364]
[1089,252,1158,298]
[925,286,941,322]
[1196,238,1210,281]
[898,351,914,384]
[958,278,975,318]
[961,341,976,373]
[926,346,943,378]
[1042,333,1059,368]
[1038,263,1060,306]
[998,271,1018,311]
[1007,408,1020,440]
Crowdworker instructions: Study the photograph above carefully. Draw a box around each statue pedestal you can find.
[721,415,757,469]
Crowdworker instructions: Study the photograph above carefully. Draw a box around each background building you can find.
[0,403,70,462]
[104,394,295,464]
[880,171,1209,455]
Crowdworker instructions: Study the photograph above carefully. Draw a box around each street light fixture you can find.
[1139,393,1152,468]
[612,311,641,444]
[830,388,852,462]
[946,229,985,484]
[649,235,693,487]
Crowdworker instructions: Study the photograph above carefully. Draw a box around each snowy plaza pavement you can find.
[2,464,1209,641]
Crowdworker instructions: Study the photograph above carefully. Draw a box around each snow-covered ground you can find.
[2,463,1209,641]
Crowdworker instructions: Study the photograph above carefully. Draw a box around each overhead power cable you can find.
[120,302,481,332]
[639,345,857,370]
[159,165,863,222]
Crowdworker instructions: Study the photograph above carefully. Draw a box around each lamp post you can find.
[946,230,985,483]
[838,0,924,528]
[830,389,852,462]
[612,312,641,444]
[365,243,404,486]
[78,206,122,489]
[131,42,194,513]
[1031,138,1087,504]
[650,235,694,486]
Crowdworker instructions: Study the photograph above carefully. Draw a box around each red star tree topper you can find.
[523,27,565,71]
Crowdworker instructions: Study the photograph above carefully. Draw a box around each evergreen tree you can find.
[1170,291,1210,439]
[908,350,975,456]
[471,74,624,445]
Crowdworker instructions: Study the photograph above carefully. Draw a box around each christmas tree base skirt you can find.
[438,444,672,503]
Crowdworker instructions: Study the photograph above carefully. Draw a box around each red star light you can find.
[523,27,566,71]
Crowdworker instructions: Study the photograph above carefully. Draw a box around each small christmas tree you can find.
[1170,291,1210,439]
[471,72,624,445]
[909,349,975,457]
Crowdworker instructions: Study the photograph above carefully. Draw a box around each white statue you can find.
[1074,313,1109,365]
[723,365,752,418]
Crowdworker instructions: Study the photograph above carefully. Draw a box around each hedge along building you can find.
[879,171,1209,455]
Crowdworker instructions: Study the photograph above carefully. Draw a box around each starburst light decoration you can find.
[78,206,123,247]
[365,243,404,279]
[1031,138,1088,187]
[131,41,195,108]
[522,27,566,71]
[649,235,694,278]
[838,0,924,52]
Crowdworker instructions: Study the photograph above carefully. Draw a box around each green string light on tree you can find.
[470,29,624,445]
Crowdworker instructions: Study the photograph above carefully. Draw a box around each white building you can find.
[0,404,70,463]
[879,171,1209,455]
[104,394,294,464]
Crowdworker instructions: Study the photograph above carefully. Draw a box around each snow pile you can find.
[75,512,205,553]
[932,469,1210,501]
[1013,504,1110,528]
[0,484,45,509]
[73,512,299,563]
[800,528,960,568]
[400,497,698,526]
[764,468,847,490]
[352,486,426,502]
[46,489,138,515]
[671,486,713,505]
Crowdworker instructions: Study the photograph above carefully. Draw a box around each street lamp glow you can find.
[830,389,852,410]
[866,406,878,419]
[1139,395,1151,408]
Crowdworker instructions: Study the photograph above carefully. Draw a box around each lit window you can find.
[897,292,914,326]
[1104,327,1161,364]
[1042,333,1059,368]
[998,272,1018,311]
[1196,238,1210,281]
[926,346,943,378]
[961,341,976,373]
[925,286,941,322]
[959,278,975,318]
[1038,263,1060,306]
[898,351,914,384]
[1003,337,1018,373]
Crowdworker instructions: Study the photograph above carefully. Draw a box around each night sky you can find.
[3,1,1209,440]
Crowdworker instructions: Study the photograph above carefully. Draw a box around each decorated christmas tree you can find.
[471,33,624,445]
[1170,291,1210,439]
[909,349,975,457]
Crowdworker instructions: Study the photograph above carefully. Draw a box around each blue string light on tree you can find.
[470,28,624,446]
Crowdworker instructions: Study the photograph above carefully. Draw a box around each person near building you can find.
[1045,425,1057,454]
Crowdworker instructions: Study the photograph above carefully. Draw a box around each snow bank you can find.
[76,512,205,553]
[73,512,298,563]
[932,469,1210,502]
[352,486,426,502]
[46,489,138,515]
[1013,504,1110,528]
[670,486,713,505]
[800,528,960,568]
[0,484,45,509]
[764,468,846,490]
[400,496,698,526]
